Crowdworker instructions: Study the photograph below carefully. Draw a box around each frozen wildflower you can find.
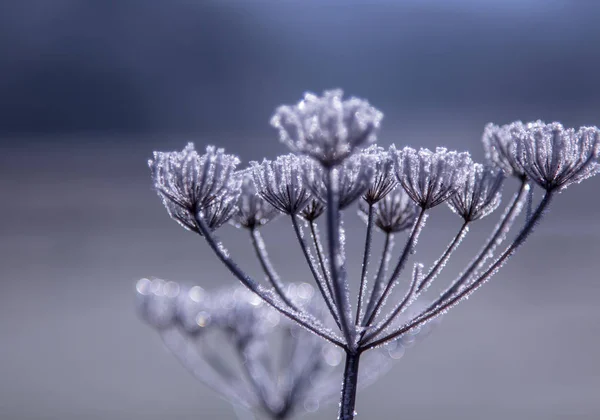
[448,163,504,222]
[301,198,326,222]
[250,154,312,215]
[232,169,278,229]
[514,122,600,192]
[359,187,419,233]
[149,143,241,233]
[304,152,375,209]
[391,146,472,209]
[271,89,383,166]
[482,122,530,179]
[362,146,398,205]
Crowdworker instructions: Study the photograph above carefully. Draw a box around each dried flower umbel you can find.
[145,90,600,420]
[137,281,429,419]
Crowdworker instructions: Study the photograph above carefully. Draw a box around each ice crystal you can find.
[391,145,472,209]
[482,122,529,179]
[359,187,419,233]
[232,169,279,229]
[149,143,241,233]
[250,154,312,215]
[271,89,383,166]
[303,152,375,209]
[362,146,398,205]
[448,163,504,222]
[514,122,600,191]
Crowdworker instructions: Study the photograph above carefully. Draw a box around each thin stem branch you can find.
[192,212,345,347]
[355,203,375,326]
[308,220,335,304]
[291,214,343,330]
[250,228,298,311]
[362,221,469,344]
[364,207,428,327]
[325,167,354,348]
[363,189,553,350]
[362,232,394,326]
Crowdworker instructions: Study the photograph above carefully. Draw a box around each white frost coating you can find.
[482,122,529,178]
[271,89,383,166]
[149,143,241,233]
[390,145,472,209]
[232,169,279,229]
[448,163,504,222]
[250,154,312,215]
[304,152,375,209]
[358,186,419,233]
[361,145,398,204]
[514,122,600,192]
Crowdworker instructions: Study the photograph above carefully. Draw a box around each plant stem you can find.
[362,232,393,325]
[339,351,361,420]
[355,203,374,325]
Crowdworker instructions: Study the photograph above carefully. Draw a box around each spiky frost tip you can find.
[149,143,241,233]
[270,89,383,166]
[448,163,504,222]
[514,122,600,192]
[391,145,472,209]
[250,154,312,215]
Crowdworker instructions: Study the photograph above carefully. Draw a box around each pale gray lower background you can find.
[2,118,599,419]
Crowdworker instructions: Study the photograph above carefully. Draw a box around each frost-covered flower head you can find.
[359,187,419,233]
[482,122,530,179]
[362,145,398,205]
[304,151,375,209]
[448,163,504,222]
[391,146,472,209]
[514,122,600,192]
[250,154,312,215]
[149,143,241,233]
[271,89,384,167]
[301,198,326,222]
[232,169,278,229]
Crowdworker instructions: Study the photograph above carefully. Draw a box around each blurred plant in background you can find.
[143,89,600,419]
[136,280,432,419]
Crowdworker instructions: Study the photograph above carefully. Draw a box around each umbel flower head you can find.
[514,122,600,192]
[359,187,419,233]
[391,145,472,209]
[448,163,504,222]
[304,152,375,209]
[232,169,278,229]
[250,154,312,215]
[301,198,326,222]
[362,145,398,205]
[149,143,241,233]
[482,122,530,179]
[271,89,384,166]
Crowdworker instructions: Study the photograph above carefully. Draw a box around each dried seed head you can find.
[391,145,472,209]
[270,89,383,166]
[448,163,504,222]
[514,122,600,192]
[362,145,398,204]
[232,169,279,229]
[303,151,375,209]
[300,198,326,222]
[359,187,419,233]
[482,122,529,179]
[250,154,312,215]
[149,143,241,233]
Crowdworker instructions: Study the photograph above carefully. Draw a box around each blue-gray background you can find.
[1,1,599,419]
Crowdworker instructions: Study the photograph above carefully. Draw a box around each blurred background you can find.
[1,0,600,419]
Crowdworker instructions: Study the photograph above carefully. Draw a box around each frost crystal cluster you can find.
[143,90,600,420]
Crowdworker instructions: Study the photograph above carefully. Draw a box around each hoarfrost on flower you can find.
[359,187,419,233]
[270,89,383,166]
[232,169,279,229]
[482,122,530,178]
[448,163,504,222]
[361,146,398,205]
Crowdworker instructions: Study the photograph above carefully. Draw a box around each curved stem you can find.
[325,167,354,348]
[339,351,361,420]
[291,214,343,331]
[362,232,394,325]
[362,221,469,344]
[192,212,344,347]
[363,189,553,350]
[250,228,298,311]
[355,203,375,326]
[309,220,335,301]
[364,208,428,327]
